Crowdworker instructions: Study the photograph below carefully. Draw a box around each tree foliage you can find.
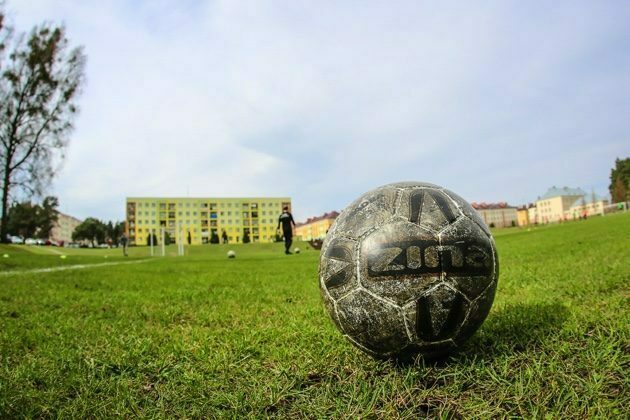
[72,217,106,246]
[609,157,630,203]
[5,195,58,238]
[72,218,124,246]
[146,232,158,246]
[0,9,86,241]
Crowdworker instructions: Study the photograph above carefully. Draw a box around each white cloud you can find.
[9,0,630,221]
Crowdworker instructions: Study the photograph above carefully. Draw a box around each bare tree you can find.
[0,11,86,241]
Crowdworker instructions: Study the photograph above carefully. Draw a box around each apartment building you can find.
[50,212,82,244]
[295,211,339,241]
[471,202,518,228]
[126,197,291,245]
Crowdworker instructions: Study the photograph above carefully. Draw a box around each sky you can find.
[7,0,630,222]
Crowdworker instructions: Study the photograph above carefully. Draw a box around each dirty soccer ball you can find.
[294,247,301,254]
[227,250,236,259]
[319,182,498,359]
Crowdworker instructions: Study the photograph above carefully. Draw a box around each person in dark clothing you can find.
[120,233,128,257]
[277,206,296,254]
[222,230,228,244]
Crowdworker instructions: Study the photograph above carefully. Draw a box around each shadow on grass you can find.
[458,302,570,359]
[393,302,570,368]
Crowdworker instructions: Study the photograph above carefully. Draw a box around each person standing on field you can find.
[120,233,128,257]
[277,206,296,255]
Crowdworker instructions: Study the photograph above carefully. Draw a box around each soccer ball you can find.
[319,182,498,359]
[294,247,301,254]
[227,250,236,259]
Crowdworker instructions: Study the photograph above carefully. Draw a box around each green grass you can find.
[1,215,628,417]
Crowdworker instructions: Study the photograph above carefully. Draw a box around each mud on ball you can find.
[319,182,498,359]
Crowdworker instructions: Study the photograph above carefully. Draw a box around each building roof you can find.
[296,211,339,227]
[470,202,516,210]
[540,186,586,200]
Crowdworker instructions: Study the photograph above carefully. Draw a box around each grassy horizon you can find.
[1,214,628,417]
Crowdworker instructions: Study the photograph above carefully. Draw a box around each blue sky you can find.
[8,0,630,222]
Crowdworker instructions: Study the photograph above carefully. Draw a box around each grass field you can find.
[1,214,628,417]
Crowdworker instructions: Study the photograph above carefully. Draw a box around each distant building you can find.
[528,205,538,225]
[567,194,609,219]
[50,212,82,244]
[126,197,292,245]
[471,202,518,228]
[517,205,533,227]
[535,186,586,223]
[295,211,339,241]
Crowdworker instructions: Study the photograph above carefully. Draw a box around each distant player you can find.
[277,206,296,255]
[120,233,128,257]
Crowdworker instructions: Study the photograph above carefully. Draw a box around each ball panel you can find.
[336,289,409,356]
[320,293,344,333]
[408,284,469,343]
[396,188,461,233]
[440,189,492,237]
[440,217,495,300]
[332,187,398,240]
[358,220,441,305]
[454,280,497,344]
[319,237,359,300]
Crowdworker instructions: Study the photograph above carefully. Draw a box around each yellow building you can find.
[516,206,530,227]
[126,197,291,245]
[535,186,585,223]
[295,211,339,241]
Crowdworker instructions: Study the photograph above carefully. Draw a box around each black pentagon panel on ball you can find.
[319,182,499,359]
[319,237,359,300]
[401,284,470,343]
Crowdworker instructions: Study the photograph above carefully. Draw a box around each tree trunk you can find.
[1,163,11,242]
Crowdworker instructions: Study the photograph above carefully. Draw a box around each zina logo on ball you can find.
[319,182,498,359]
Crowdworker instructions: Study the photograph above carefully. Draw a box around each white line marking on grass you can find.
[37,247,65,255]
[0,259,153,277]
